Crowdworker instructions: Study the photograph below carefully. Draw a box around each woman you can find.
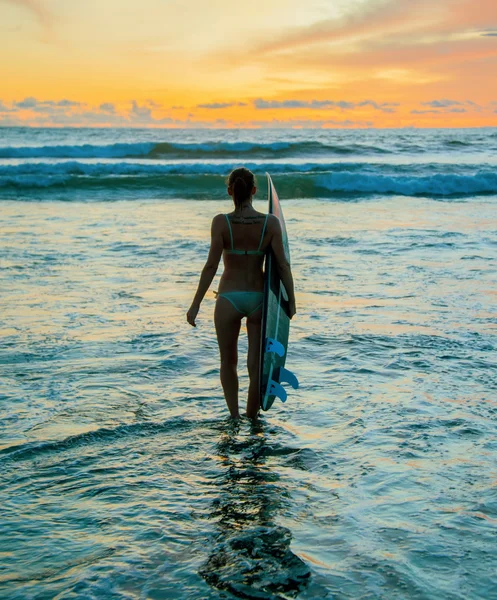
[186,167,296,419]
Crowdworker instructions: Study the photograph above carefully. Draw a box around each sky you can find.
[1,0,496,128]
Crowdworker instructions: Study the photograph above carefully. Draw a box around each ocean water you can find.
[0,127,496,599]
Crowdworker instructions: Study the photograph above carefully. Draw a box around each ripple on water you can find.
[1,191,497,598]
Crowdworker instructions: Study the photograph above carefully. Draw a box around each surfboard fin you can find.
[276,366,299,390]
[267,380,288,403]
[265,337,285,357]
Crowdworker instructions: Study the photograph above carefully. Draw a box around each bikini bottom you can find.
[217,291,264,317]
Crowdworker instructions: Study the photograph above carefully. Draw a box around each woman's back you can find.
[220,211,270,292]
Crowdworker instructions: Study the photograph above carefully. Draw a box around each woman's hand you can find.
[187,303,200,327]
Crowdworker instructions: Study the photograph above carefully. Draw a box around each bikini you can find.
[217,213,269,317]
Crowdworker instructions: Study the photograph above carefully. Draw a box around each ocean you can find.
[1,127,496,599]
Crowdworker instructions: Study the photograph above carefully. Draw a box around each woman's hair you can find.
[227,167,256,208]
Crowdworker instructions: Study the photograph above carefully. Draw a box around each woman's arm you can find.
[269,216,296,319]
[187,215,224,327]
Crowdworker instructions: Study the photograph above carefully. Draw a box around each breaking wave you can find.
[1,160,496,199]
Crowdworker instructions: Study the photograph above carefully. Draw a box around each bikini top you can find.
[224,213,269,256]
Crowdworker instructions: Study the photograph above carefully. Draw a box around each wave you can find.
[1,160,496,199]
[316,170,497,197]
[0,140,395,159]
[1,135,495,160]
[0,416,204,462]
[0,160,343,178]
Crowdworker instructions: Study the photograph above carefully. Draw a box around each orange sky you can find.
[1,0,496,127]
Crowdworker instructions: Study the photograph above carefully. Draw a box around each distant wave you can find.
[1,160,496,199]
[0,140,394,159]
[1,136,494,160]
[0,160,365,179]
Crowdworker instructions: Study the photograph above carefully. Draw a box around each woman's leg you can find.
[246,307,262,419]
[214,297,242,418]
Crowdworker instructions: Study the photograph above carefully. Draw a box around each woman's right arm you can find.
[186,215,224,327]
[269,216,296,319]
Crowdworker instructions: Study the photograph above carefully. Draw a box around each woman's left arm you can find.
[187,215,224,327]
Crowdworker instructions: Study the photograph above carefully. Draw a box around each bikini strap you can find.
[257,214,269,251]
[224,214,234,250]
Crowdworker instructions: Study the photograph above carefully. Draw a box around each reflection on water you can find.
[201,419,311,599]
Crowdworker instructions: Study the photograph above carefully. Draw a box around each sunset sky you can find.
[1,0,496,127]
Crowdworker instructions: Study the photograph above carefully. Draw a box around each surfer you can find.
[187,167,296,419]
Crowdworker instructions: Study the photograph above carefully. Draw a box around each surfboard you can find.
[260,173,299,411]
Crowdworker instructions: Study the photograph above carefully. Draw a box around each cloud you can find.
[14,97,83,109]
[197,102,235,109]
[249,118,374,128]
[0,96,375,128]
[358,100,400,112]
[203,0,497,108]
[146,99,162,108]
[197,102,248,109]
[409,97,497,115]
[0,0,56,42]
[0,100,16,112]
[126,100,174,123]
[0,97,176,127]
[416,99,482,113]
[254,99,349,109]
[246,0,420,57]
[99,103,116,113]
[254,98,399,112]
[422,99,463,107]
[57,99,82,107]
[126,100,177,125]
[242,0,497,58]
[15,96,38,108]
[130,100,152,119]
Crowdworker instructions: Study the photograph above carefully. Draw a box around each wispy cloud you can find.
[422,99,463,108]
[130,101,152,119]
[197,102,248,109]
[411,101,473,114]
[205,0,497,111]
[99,103,116,113]
[0,0,56,42]
[241,0,497,58]
[58,99,82,107]
[14,97,83,109]
[0,96,378,128]
[250,118,374,128]
[0,100,15,112]
[14,96,39,109]
[416,99,483,114]
[0,97,175,127]
[254,98,399,113]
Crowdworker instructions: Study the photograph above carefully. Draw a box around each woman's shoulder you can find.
[266,214,280,229]
[211,213,228,232]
